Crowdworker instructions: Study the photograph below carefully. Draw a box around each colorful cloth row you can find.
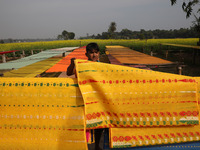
[0,47,76,70]
[3,57,61,77]
[105,46,173,65]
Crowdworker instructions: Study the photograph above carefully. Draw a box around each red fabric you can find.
[0,50,19,55]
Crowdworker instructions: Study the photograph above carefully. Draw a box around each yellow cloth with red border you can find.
[0,59,199,149]
[75,59,200,148]
[0,78,87,150]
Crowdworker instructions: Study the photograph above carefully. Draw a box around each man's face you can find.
[85,49,100,61]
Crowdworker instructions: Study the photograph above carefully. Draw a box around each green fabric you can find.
[0,47,77,70]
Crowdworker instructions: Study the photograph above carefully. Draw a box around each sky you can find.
[0,0,196,39]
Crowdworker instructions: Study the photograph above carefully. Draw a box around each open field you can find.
[0,38,198,54]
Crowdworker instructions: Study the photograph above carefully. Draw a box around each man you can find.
[67,43,103,150]
[67,42,100,76]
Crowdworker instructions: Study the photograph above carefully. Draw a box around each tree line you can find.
[80,26,198,40]
[57,30,75,40]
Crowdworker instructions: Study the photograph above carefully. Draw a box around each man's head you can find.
[85,43,100,62]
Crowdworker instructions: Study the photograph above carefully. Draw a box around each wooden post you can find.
[150,47,153,56]
[13,52,16,58]
[22,50,25,56]
[62,52,65,57]
[150,50,153,56]
[20,54,24,58]
[192,49,196,65]
[178,66,182,75]
[179,50,182,62]
[145,39,147,51]
[2,54,6,63]
[142,47,144,53]
[159,44,162,52]
[166,50,168,59]
[31,50,34,55]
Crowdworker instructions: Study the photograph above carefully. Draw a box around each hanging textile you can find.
[75,59,199,148]
[0,78,87,150]
[76,59,198,129]
[0,59,199,149]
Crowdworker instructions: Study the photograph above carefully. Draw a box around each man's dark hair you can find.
[86,43,100,53]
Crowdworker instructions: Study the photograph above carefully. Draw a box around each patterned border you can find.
[0,124,84,131]
[79,78,195,85]
[0,82,78,87]
[112,132,200,148]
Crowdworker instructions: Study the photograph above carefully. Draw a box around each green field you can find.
[0,38,198,55]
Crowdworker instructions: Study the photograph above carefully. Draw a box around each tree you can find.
[171,0,200,45]
[8,38,13,43]
[0,40,4,44]
[62,30,68,40]
[120,29,133,39]
[68,32,75,39]
[57,35,63,40]
[138,33,145,40]
[171,0,200,64]
[193,15,200,45]
[101,32,110,39]
[108,22,117,39]
[171,0,199,18]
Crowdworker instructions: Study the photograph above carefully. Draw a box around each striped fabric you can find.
[3,57,61,77]
[0,47,75,70]
[106,46,173,65]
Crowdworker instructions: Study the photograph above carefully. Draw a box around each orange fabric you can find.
[46,46,88,73]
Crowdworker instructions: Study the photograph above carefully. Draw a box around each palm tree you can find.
[108,22,117,39]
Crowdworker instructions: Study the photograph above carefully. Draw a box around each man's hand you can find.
[67,58,76,76]
[71,58,76,66]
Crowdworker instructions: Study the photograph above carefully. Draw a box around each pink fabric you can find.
[86,130,91,142]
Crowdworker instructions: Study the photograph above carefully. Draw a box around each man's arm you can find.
[67,58,76,76]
